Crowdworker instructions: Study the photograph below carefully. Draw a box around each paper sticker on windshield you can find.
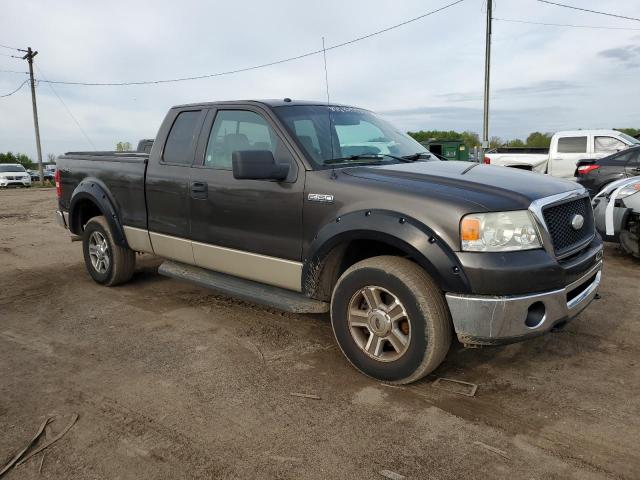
[328,106,359,113]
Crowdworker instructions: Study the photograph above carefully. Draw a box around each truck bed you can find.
[57,152,148,230]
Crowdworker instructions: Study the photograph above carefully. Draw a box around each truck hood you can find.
[343,161,581,211]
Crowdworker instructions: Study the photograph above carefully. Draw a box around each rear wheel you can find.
[82,216,135,286]
[330,256,452,384]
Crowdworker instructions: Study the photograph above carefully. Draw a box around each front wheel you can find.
[330,256,452,384]
[82,216,135,286]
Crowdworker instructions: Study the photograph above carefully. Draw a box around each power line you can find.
[0,43,20,51]
[33,0,466,87]
[0,79,29,98]
[0,69,28,74]
[35,64,96,149]
[537,0,640,23]
[494,17,640,31]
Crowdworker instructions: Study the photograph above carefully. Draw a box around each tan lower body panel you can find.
[124,226,302,292]
[192,241,302,291]
[123,226,153,253]
[148,231,195,265]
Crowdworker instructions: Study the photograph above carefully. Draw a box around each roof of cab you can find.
[556,129,626,137]
[172,99,363,109]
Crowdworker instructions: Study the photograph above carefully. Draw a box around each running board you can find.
[158,261,329,314]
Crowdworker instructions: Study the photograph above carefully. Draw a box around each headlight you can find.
[617,181,640,199]
[461,210,541,252]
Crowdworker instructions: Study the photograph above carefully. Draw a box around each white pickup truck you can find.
[484,129,640,179]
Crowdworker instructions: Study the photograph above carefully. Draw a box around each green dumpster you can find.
[420,139,469,161]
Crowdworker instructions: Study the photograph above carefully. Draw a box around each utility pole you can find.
[481,0,492,161]
[22,47,44,184]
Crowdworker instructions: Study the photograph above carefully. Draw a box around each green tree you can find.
[506,138,525,147]
[615,128,639,137]
[489,136,504,148]
[116,141,132,152]
[0,152,34,169]
[460,131,480,149]
[526,132,552,148]
[16,154,35,169]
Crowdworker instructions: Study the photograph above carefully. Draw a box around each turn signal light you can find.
[461,217,481,241]
[483,156,491,164]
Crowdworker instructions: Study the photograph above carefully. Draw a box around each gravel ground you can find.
[1,187,639,479]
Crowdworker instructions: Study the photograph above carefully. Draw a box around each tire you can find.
[330,256,452,384]
[82,216,135,286]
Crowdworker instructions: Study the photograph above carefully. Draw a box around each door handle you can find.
[191,181,207,192]
[191,181,208,199]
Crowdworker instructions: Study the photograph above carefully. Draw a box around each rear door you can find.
[188,106,305,291]
[550,135,588,178]
[146,108,206,263]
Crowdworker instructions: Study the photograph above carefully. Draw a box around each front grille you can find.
[542,197,594,257]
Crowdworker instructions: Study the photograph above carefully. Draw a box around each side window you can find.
[628,149,640,167]
[163,110,202,164]
[595,136,626,153]
[204,110,288,170]
[604,150,633,165]
[557,136,587,154]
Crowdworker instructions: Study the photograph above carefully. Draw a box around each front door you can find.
[188,107,305,291]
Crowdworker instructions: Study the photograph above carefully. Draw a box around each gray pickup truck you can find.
[55,99,603,383]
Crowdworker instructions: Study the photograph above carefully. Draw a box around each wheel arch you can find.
[302,210,470,301]
[68,178,128,247]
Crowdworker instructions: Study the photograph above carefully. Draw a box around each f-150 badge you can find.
[308,193,334,203]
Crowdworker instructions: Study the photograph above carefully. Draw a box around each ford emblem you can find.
[571,214,584,230]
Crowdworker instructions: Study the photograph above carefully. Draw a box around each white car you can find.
[0,164,32,188]
[484,129,640,180]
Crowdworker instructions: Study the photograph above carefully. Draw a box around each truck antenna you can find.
[322,37,335,161]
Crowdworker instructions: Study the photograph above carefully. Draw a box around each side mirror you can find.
[232,150,290,181]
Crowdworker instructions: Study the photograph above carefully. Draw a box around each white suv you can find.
[0,164,32,188]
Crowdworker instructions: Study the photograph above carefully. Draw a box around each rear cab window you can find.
[163,110,203,165]
[557,136,587,154]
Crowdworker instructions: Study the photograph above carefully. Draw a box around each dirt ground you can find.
[1,188,639,479]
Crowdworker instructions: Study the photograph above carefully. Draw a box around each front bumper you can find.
[0,179,31,187]
[445,260,602,345]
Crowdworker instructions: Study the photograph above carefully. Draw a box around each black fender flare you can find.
[302,209,470,296]
[68,178,128,247]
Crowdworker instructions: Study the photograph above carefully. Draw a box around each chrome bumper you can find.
[56,210,69,229]
[445,261,602,345]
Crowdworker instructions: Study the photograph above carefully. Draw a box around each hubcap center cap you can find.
[368,309,391,336]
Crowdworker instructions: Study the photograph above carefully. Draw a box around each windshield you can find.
[274,105,433,167]
[619,132,640,145]
[0,164,26,172]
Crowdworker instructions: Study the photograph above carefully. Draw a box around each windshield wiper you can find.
[401,152,432,161]
[324,153,411,165]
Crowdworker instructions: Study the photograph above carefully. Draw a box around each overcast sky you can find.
[1,0,639,159]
